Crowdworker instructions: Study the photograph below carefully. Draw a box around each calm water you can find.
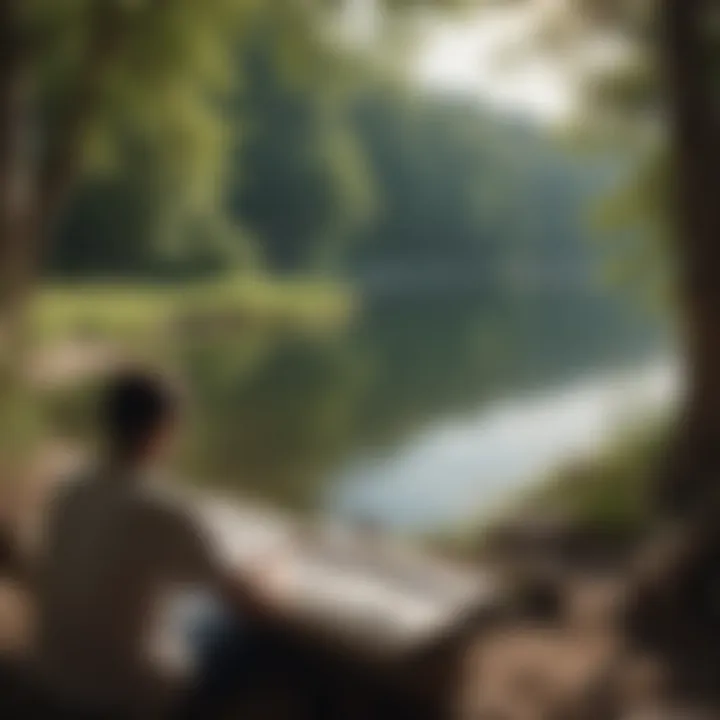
[328,360,676,531]
[182,286,665,531]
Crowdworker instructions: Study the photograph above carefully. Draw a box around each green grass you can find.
[520,417,668,532]
[438,416,670,557]
[32,275,357,344]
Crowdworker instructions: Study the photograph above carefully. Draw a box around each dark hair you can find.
[101,370,179,454]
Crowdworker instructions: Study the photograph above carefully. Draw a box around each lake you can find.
[329,359,676,532]
[181,285,668,532]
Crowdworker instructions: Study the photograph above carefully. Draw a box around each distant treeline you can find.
[48,24,621,283]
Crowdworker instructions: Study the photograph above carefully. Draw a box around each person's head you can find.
[100,369,181,466]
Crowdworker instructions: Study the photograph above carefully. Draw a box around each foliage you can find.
[344,87,625,285]
[51,70,634,283]
[593,150,674,308]
[228,20,374,272]
[45,2,377,277]
[32,277,354,345]
[24,0,258,242]
[441,415,669,557]
[42,2,664,287]
[520,416,669,533]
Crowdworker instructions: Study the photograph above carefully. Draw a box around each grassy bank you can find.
[32,276,356,345]
[518,418,668,532]
[440,417,670,558]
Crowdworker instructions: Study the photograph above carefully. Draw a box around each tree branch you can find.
[38,2,134,233]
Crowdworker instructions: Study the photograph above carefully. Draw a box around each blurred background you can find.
[0,0,676,546]
[8,0,719,715]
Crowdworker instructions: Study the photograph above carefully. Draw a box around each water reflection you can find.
[331,361,676,531]
[179,285,661,523]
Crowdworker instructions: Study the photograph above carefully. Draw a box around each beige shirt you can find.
[36,468,218,713]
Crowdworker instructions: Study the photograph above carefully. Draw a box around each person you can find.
[35,369,286,718]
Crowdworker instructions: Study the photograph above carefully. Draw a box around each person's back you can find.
[38,468,189,713]
[36,370,286,718]
[34,370,283,718]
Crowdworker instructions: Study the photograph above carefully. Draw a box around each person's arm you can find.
[150,497,287,622]
[212,560,284,624]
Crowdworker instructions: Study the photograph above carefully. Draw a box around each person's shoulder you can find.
[134,482,202,538]
[133,483,216,570]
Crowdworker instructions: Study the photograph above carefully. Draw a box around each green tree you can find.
[49,151,253,279]
[46,4,375,278]
[228,19,374,273]
[487,0,720,514]
[0,0,266,464]
[0,0,258,319]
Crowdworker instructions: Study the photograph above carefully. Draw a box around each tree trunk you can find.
[0,0,134,489]
[0,0,36,321]
[655,0,720,519]
[0,0,42,485]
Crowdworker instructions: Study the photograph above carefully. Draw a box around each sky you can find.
[413,5,578,123]
[338,0,630,124]
[337,0,576,122]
